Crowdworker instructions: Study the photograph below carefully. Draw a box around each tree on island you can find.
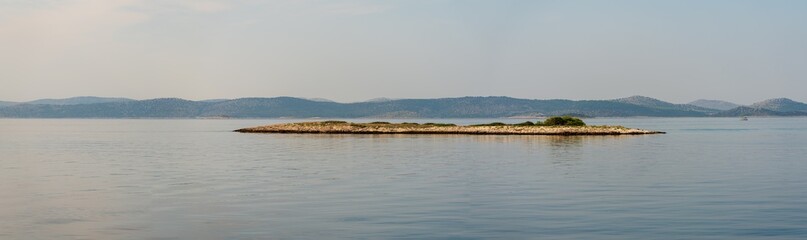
[472,116,586,127]
[541,116,586,126]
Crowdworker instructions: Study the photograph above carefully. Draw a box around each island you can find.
[235,117,665,135]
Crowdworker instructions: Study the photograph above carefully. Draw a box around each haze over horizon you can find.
[2,0,806,104]
[1,95,804,107]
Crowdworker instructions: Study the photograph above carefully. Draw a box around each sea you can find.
[1,118,806,239]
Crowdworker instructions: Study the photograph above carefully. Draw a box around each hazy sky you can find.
[2,0,806,104]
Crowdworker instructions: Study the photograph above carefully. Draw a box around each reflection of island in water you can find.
[547,136,585,166]
[246,133,656,179]
[248,132,651,142]
[256,133,631,163]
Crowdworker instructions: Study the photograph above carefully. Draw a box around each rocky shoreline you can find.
[235,121,665,135]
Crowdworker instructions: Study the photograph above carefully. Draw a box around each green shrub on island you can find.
[321,120,347,124]
[470,122,507,127]
[468,117,585,127]
[316,118,584,128]
[540,116,586,126]
[514,121,535,126]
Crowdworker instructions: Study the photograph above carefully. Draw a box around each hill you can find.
[749,98,807,113]
[2,96,805,118]
[688,99,741,111]
[711,106,807,117]
[708,98,807,117]
[364,97,396,103]
[199,99,231,103]
[0,96,710,118]
[611,96,718,113]
[306,98,336,103]
[196,97,707,118]
[26,96,134,105]
[0,98,210,118]
[0,101,17,107]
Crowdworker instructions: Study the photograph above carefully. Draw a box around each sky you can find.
[1,0,806,104]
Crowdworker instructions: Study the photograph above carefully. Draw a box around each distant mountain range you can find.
[24,96,135,105]
[749,98,807,113]
[688,99,741,111]
[1,96,805,118]
[0,96,134,108]
[612,96,717,113]
[0,101,16,108]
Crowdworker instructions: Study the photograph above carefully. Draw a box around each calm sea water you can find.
[1,118,806,239]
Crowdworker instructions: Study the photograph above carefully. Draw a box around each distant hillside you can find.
[2,96,804,118]
[306,98,336,103]
[611,96,718,113]
[364,97,397,103]
[199,99,231,103]
[749,98,807,113]
[0,101,17,107]
[192,97,703,118]
[711,106,807,117]
[26,96,134,105]
[688,99,741,111]
[0,96,710,118]
[709,98,807,117]
[0,98,210,118]
[202,97,347,118]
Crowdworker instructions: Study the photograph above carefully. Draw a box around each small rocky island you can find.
[235,117,664,135]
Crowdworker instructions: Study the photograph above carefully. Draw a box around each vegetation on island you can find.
[299,116,587,129]
[471,116,586,127]
[332,117,587,128]
[234,116,665,135]
[542,116,586,126]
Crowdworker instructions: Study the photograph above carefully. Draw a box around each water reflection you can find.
[251,134,646,178]
[545,136,585,167]
[249,133,640,167]
[5,119,806,239]
[250,132,641,143]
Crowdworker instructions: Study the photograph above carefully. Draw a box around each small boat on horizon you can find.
[741,116,749,121]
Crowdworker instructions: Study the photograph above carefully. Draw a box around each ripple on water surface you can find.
[0,118,806,239]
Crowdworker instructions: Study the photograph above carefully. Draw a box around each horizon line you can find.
[2,95,802,106]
